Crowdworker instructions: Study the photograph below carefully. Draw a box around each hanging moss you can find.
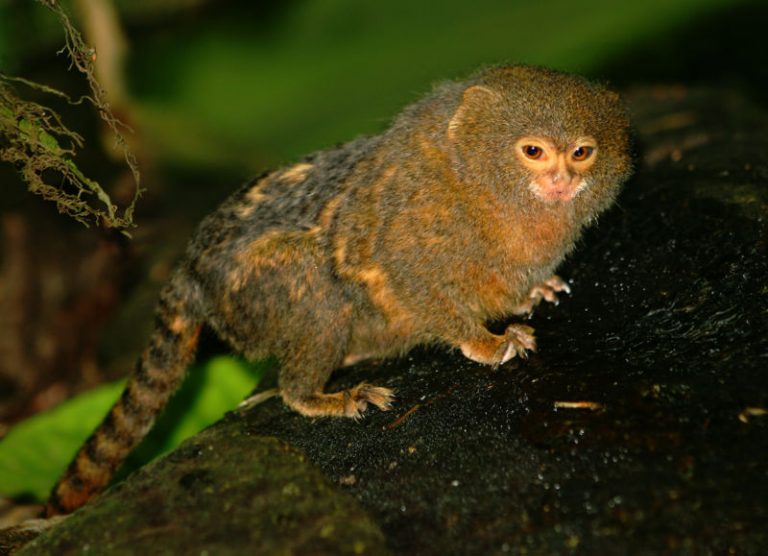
[0,0,141,232]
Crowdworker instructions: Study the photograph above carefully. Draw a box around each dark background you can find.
[2,0,767,188]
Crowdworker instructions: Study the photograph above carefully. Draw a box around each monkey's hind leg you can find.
[277,330,394,420]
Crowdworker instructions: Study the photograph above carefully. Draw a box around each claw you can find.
[545,275,572,294]
[515,275,572,315]
[498,324,537,365]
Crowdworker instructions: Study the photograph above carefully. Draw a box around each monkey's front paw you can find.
[459,325,536,367]
[495,324,537,365]
[512,275,572,315]
[344,383,396,420]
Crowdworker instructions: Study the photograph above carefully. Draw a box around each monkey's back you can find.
[177,136,380,355]
[190,136,380,253]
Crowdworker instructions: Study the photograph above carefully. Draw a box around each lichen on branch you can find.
[0,0,142,232]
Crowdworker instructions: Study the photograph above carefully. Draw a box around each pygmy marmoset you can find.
[47,64,633,515]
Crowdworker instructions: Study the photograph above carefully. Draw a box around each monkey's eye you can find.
[572,146,594,161]
[522,145,544,160]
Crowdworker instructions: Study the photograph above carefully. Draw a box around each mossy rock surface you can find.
[20,427,387,555]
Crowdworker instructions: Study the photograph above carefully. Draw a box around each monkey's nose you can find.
[550,171,573,187]
[552,172,573,185]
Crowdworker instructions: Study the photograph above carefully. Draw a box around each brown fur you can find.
[46,65,632,516]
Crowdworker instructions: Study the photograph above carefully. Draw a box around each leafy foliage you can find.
[0,356,270,501]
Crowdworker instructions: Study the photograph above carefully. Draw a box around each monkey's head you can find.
[446,65,632,213]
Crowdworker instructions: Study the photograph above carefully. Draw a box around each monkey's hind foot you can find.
[283,383,395,420]
[512,275,572,316]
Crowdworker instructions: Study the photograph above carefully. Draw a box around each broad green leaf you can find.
[0,356,271,501]
[0,379,125,501]
[122,355,273,474]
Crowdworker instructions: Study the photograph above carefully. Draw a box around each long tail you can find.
[46,271,203,516]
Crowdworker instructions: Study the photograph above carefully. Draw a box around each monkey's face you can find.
[513,135,599,204]
[446,66,632,213]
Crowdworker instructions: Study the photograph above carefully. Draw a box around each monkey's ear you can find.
[447,85,501,141]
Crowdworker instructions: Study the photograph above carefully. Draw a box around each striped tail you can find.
[46,271,202,516]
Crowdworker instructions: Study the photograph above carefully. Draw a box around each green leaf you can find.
[122,355,273,473]
[38,128,62,153]
[0,356,271,501]
[0,380,125,501]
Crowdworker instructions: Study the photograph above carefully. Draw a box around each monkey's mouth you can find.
[528,178,586,203]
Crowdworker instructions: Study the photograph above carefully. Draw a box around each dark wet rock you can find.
[20,88,768,554]
[18,432,388,555]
